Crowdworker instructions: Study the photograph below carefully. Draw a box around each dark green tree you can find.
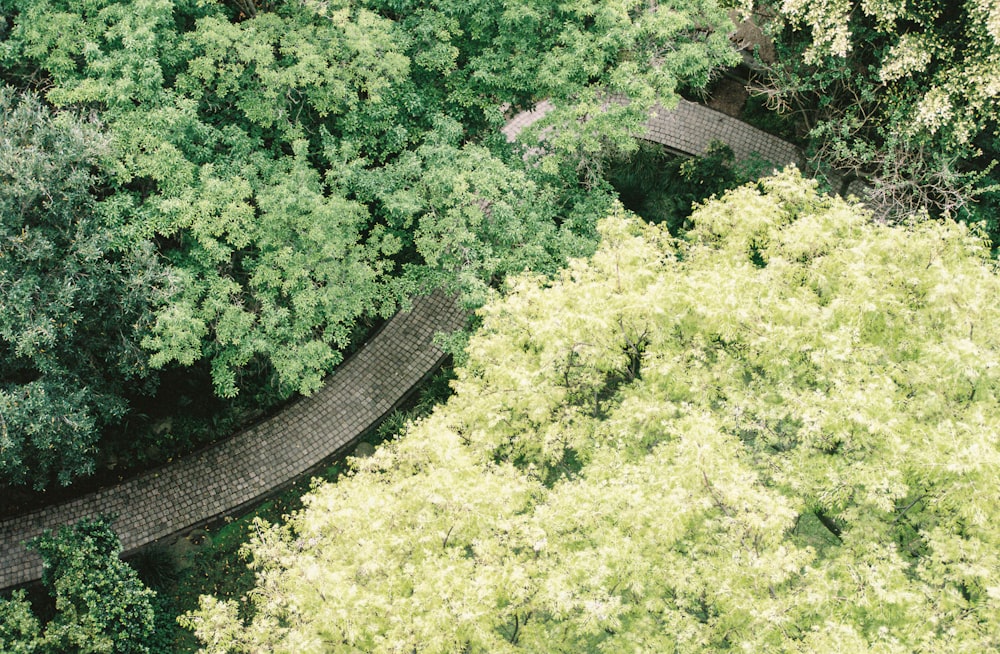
[0,517,156,653]
[0,87,165,489]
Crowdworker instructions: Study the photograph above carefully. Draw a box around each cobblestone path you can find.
[502,98,802,167]
[645,99,801,166]
[1,97,803,591]
[0,291,466,589]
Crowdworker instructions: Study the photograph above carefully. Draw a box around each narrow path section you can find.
[0,291,466,589]
[503,98,802,168]
[645,99,801,167]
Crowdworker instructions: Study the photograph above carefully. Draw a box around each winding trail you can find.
[0,98,802,591]
[0,291,466,589]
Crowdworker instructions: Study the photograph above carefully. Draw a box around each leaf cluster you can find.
[743,0,1000,224]
[0,517,156,653]
[185,171,1000,651]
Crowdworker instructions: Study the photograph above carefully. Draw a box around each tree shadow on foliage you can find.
[603,141,749,235]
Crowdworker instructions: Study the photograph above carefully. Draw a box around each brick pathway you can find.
[504,98,802,168]
[645,100,801,167]
[1,98,804,591]
[0,291,466,589]
[501,100,555,142]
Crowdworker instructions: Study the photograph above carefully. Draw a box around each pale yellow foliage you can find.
[879,33,933,83]
[774,0,1000,140]
[188,170,1000,652]
[780,0,852,60]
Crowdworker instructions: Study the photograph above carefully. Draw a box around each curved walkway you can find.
[502,98,803,168]
[0,291,466,589]
[1,97,805,591]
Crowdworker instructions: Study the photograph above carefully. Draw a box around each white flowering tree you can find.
[184,170,1000,652]
[742,0,1000,221]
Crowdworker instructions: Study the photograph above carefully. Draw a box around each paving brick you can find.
[0,291,466,590]
[505,98,802,169]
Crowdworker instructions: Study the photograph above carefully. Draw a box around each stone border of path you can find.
[0,291,466,590]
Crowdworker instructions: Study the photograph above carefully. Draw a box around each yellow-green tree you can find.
[184,170,1000,651]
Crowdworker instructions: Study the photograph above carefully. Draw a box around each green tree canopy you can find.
[338,124,602,307]
[185,170,1000,652]
[0,0,741,485]
[0,517,156,653]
